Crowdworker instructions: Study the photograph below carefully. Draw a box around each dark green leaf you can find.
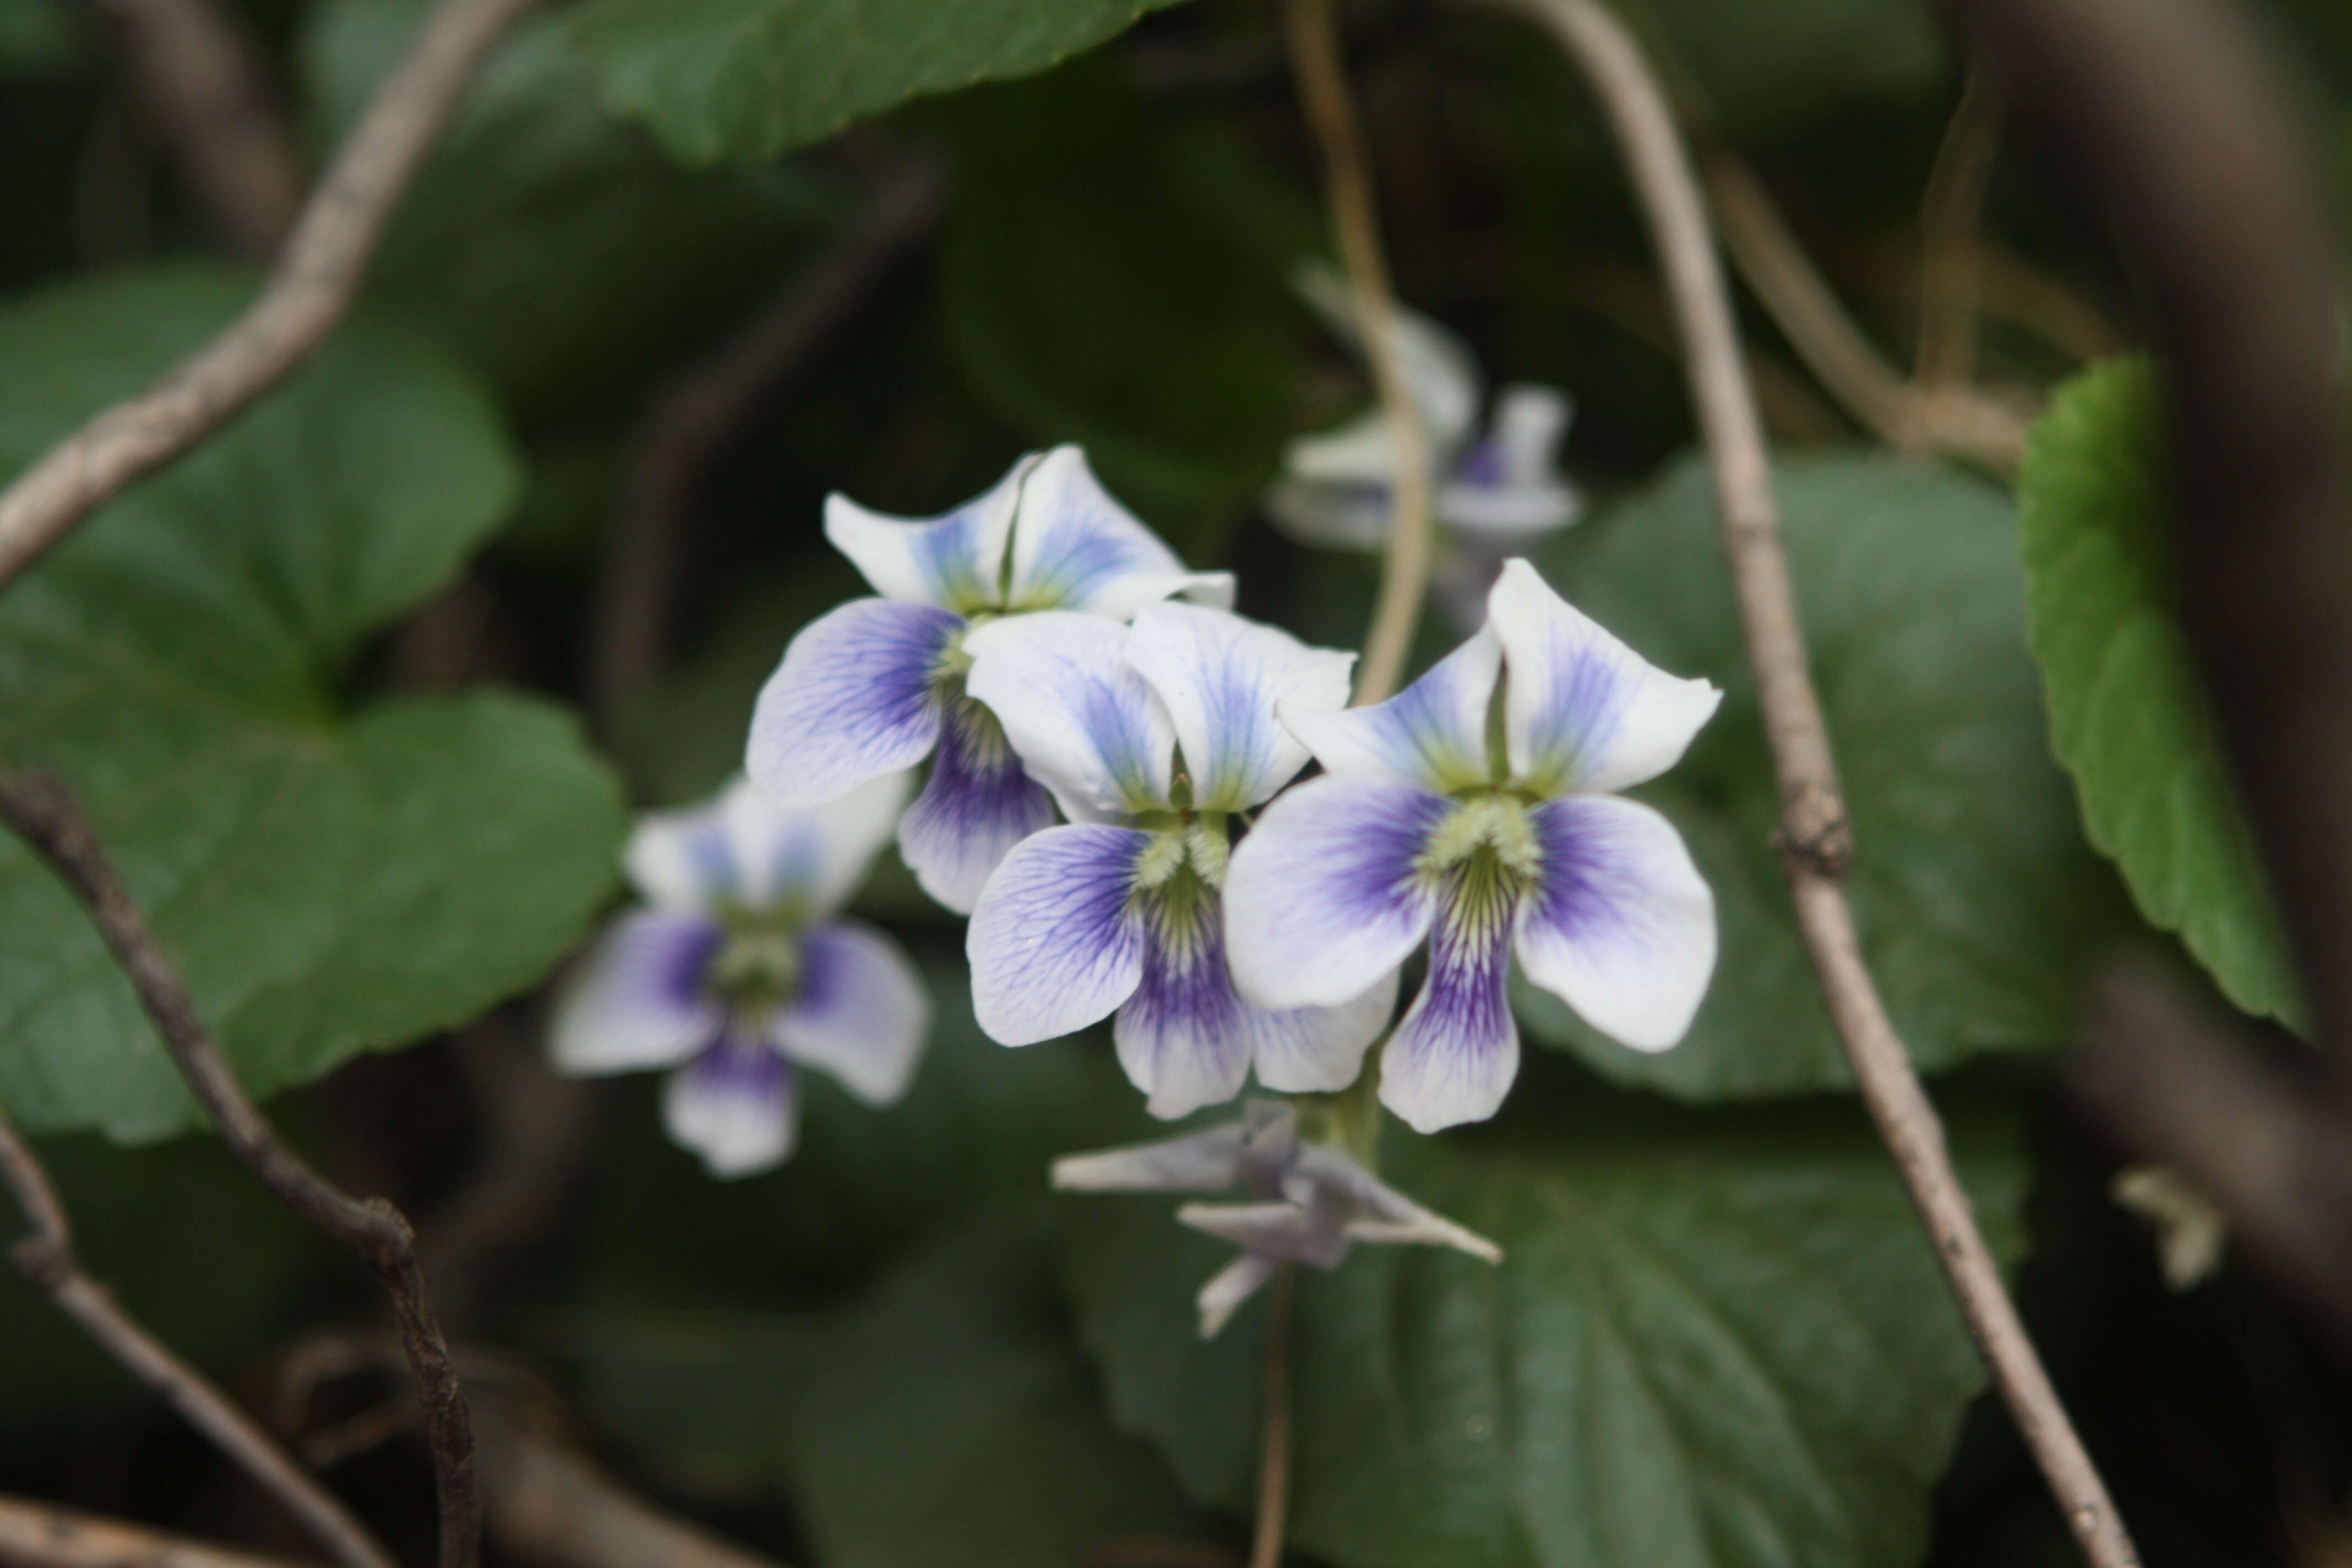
[0,268,627,1140]
[1063,1069,2028,1568]
[569,0,1193,167]
[1518,451,2126,1097]
[2013,358,2300,1023]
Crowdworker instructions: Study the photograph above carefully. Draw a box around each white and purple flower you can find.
[747,445,1233,914]
[962,601,1397,1119]
[1054,1099,1500,1337]
[551,776,930,1179]
[1268,265,1583,626]
[1224,560,1719,1134]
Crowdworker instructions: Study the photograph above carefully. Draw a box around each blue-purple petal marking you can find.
[551,910,726,1076]
[968,824,1153,1046]
[897,693,1058,914]
[662,1031,799,1178]
[747,597,962,807]
[1114,886,1254,1119]
[774,918,929,1104]
[1379,874,1520,1134]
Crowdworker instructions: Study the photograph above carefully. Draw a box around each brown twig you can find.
[1284,0,1436,709]
[1245,1264,1294,1568]
[591,156,946,736]
[0,0,547,597]
[1479,2,2139,1565]
[85,0,303,259]
[1701,154,2030,471]
[0,1495,323,1568]
[0,1115,393,1568]
[1913,60,2003,390]
[0,769,481,1568]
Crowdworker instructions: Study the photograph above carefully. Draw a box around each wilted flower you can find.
[1268,265,1582,623]
[747,445,1232,914]
[1224,560,1718,1134]
[551,777,929,1178]
[1054,1099,1501,1337]
[963,601,1395,1118]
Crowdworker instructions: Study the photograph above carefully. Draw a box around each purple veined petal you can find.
[968,824,1152,1046]
[821,454,1030,611]
[1379,872,1520,1134]
[1223,776,1446,1010]
[1196,1249,1282,1339]
[1051,1121,1252,1194]
[1124,602,1354,812]
[663,1033,799,1179]
[962,612,1175,821]
[1243,968,1399,1096]
[1514,794,1716,1052]
[771,918,930,1106]
[717,771,911,919]
[551,911,725,1076]
[1113,880,1254,1120]
[623,794,739,913]
[895,693,1058,915]
[1002,445,1232,617]
[1281,623,1502,793]
[1487,559,1720,797]
[747,598,962,808]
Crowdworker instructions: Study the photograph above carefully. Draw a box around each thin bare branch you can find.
[0,1495,323,1568]
[1702,154,2029,472]
[1913,60,2003,389]
[0,1116,392,1568]
[1284,0,1435,708]
[0,768,480,1568]
[1477,3,2139,1565]
[591,155,946,734]
[0,0,547,596]
[85,0,303,259]
[1245,1264,1295,1568]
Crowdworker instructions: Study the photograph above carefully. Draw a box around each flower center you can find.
[1418,791,1541,916]
[1133,818,1230,894]
[707,924,801,1012]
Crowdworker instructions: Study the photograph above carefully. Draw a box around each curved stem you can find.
[1478,3,2138,1565]
[1284,0,1435,707]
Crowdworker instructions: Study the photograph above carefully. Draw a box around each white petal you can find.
[1294,260,1482,454]
[1195,1250,1281,1339]
[1379,878,1519,1134]
[1487,559,1720,796]
[622,796,736,913]
[1113,886,1254,1120]
[1283,407,1408,489]
[967,824,1152,1046]
[718,771,910,918]
[772,919,930,1104]
[1265,474,1392,552]
[1514,795,1715,1051]
[551,911,724,1075]
[1003,445,1229,617]
[1124,602,1354,812]
[1281,623,1502,793]
[746,598,959,808]
[1050,1121,1251,1193]
[962,612,1175,820]
[894,695,1058,915]
[821,455,1028,610]
[662,1038,797,1179]
[1243,970,1398,1096]
[1223,777,1445,1010]
[1178,1200,1351,1269]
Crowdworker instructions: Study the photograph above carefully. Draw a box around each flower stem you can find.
[1283,0,1436,708]
[1246,1262,1296,1568]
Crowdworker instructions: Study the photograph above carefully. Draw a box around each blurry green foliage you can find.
[1626,0,1943,134]
[1516,453,2125,1097]
[569,0,1194,166]
[1064,1062,2027,1568]
[302,0,828,431]
[2015,359,2302,1025]
[0,269,625,1139]
[0,0,77,72]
